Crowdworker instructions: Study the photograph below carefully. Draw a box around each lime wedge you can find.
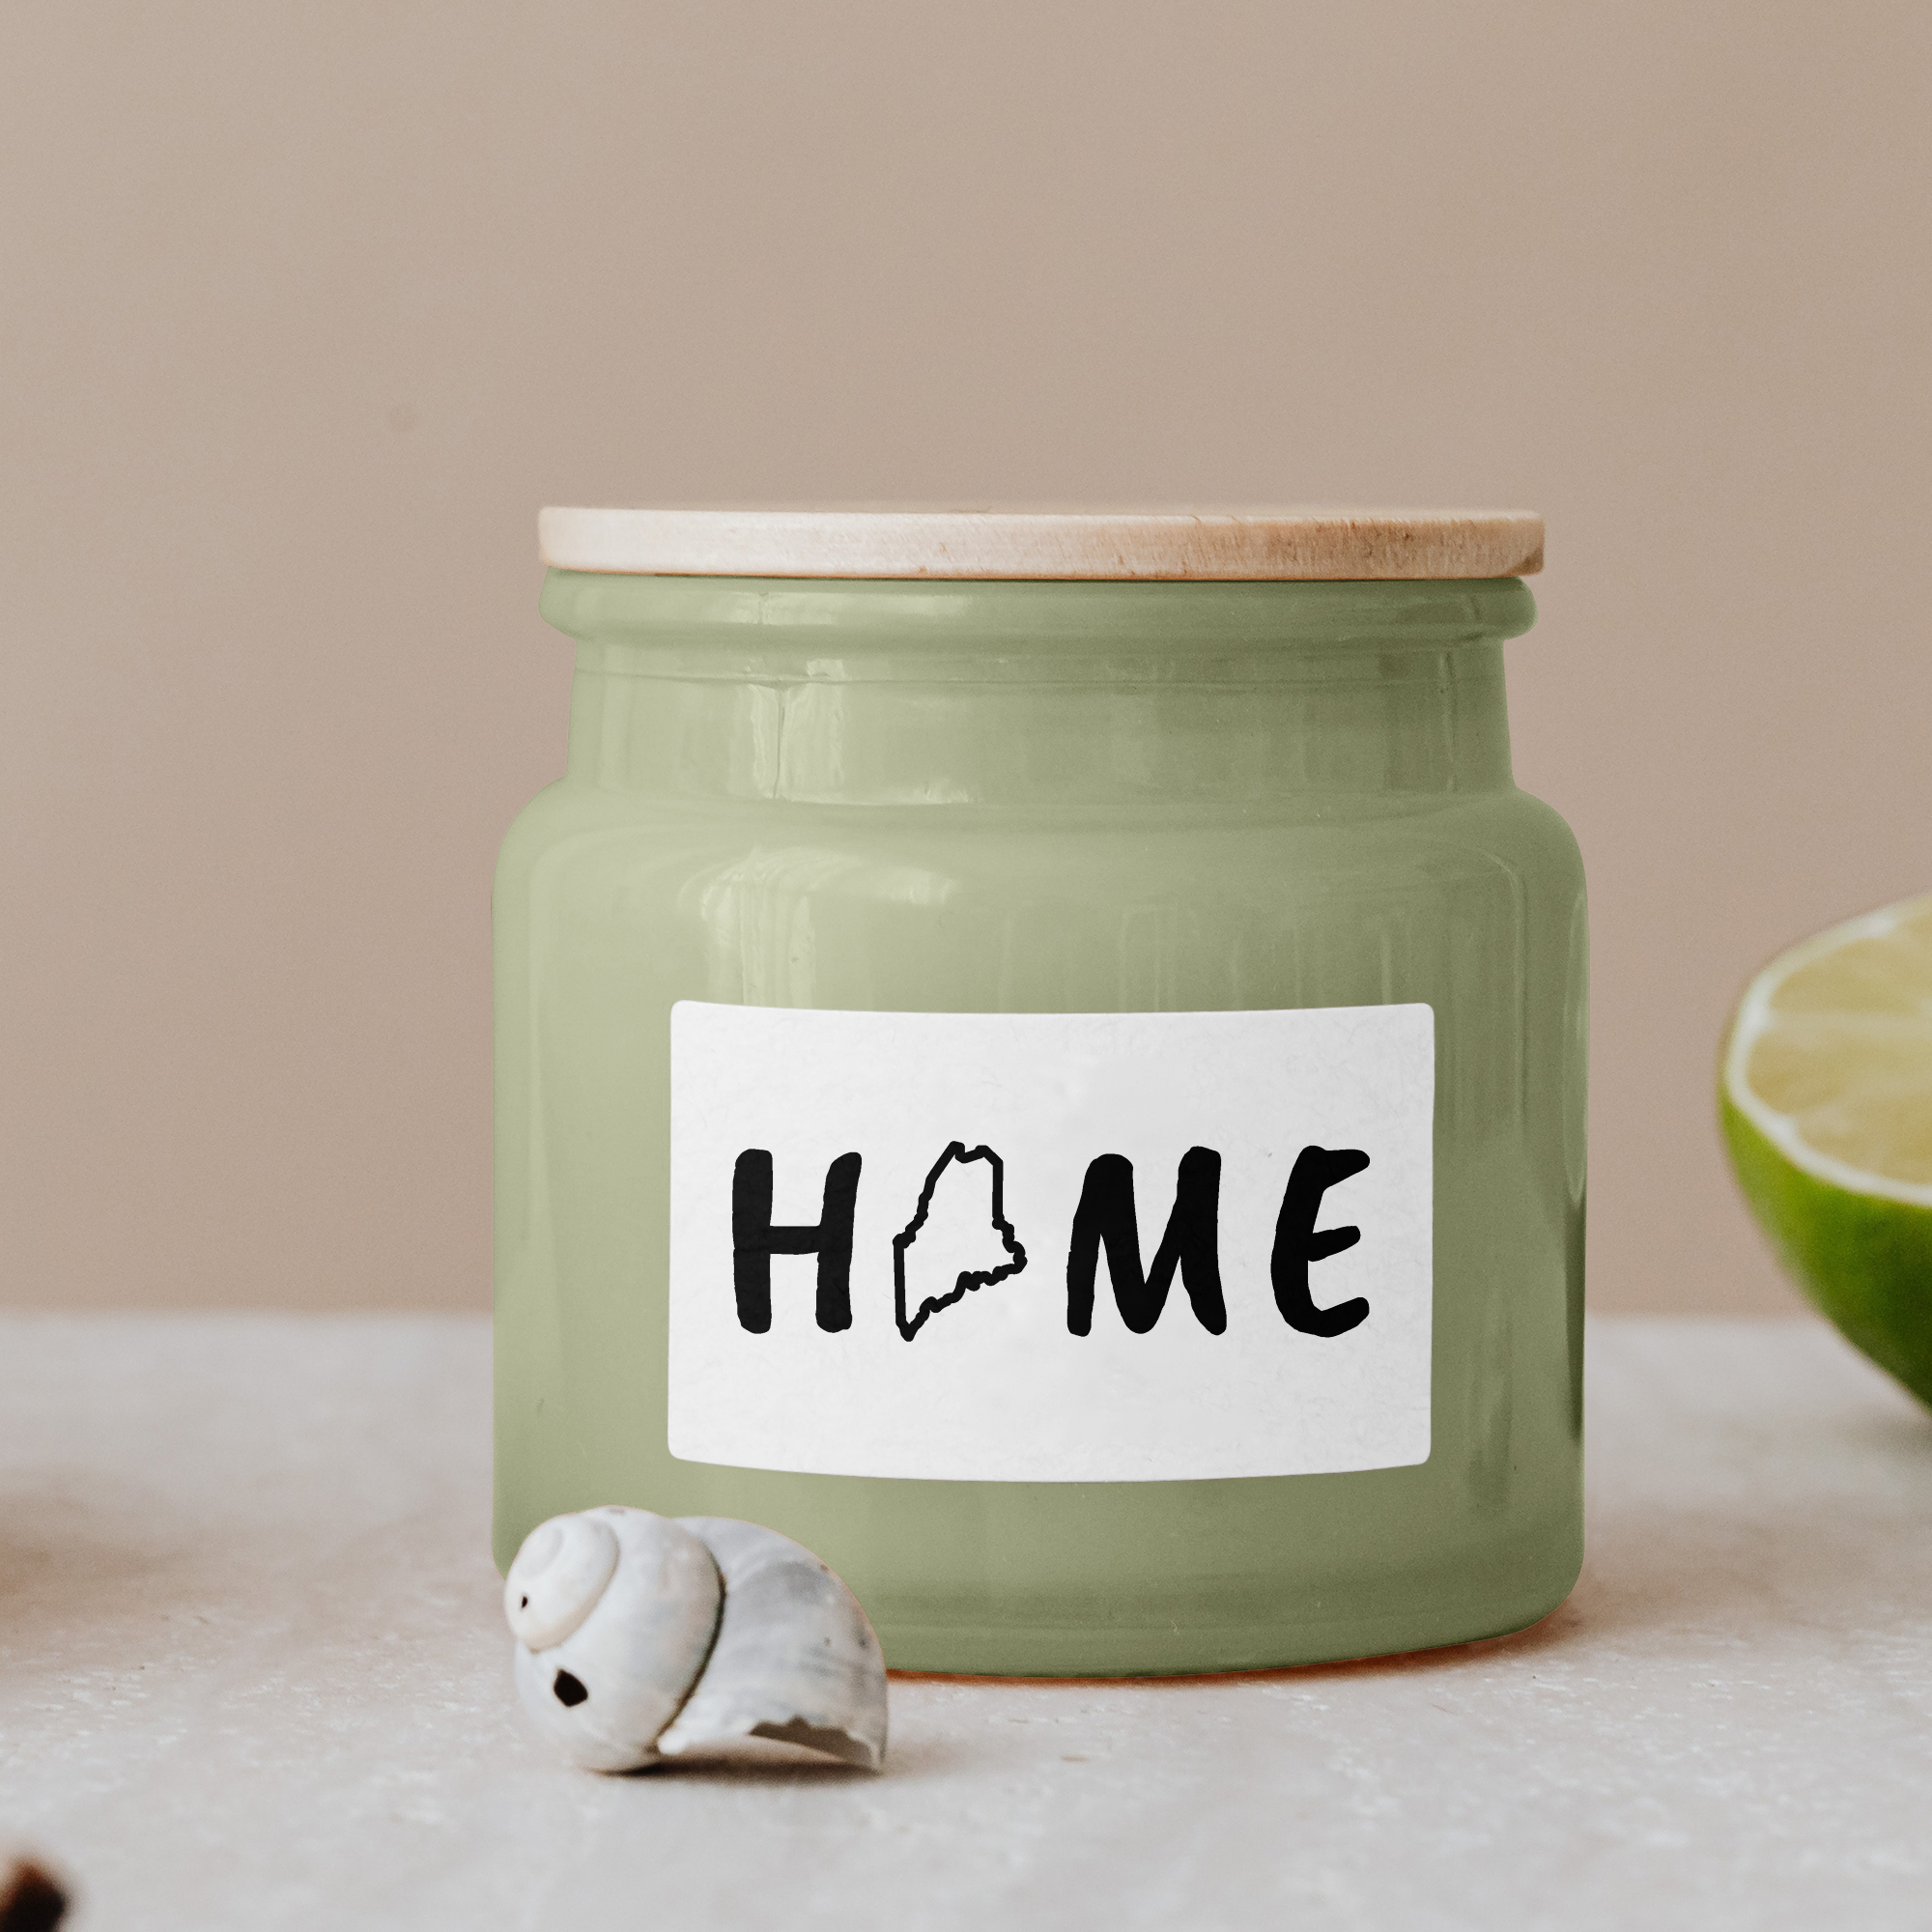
[1721,893,1932,1404]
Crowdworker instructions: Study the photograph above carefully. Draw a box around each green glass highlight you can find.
[495,573,1587,1675]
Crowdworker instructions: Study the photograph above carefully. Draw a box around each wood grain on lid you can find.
[538,508,1543,581]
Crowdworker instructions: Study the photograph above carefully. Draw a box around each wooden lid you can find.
[537,507,1543,581]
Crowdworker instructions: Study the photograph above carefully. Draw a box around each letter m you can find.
[1065,1147,1227,1335]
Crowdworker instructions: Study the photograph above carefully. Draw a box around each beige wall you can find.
[3,2,1926,1313]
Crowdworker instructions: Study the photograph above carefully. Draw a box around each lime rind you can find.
[1721,893,1932,1210]
[1721,1093,1932,1407]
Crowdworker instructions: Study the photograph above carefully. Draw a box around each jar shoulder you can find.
[496,778,581,889]
[497,779,1581,899]
[1475,783,1586,896]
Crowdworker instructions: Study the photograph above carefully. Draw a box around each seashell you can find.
[507,1506,721,1772]
[504,1507,888,1774]
[503,1509,620,1650]
[656,1518,888,1772]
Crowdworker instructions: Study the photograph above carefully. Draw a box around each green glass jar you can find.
[495,509,1586,1676]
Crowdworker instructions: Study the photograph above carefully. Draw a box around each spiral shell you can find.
[506,1507,721,1773]
[504,1510,620,1650]
[504,1507,887,1773]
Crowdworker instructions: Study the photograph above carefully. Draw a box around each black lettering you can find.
[1270,1145,1371,1337]
[730,1149,862,1334]
[1066,1147,1226,1336]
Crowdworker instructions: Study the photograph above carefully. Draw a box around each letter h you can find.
[730,1150,863,1333]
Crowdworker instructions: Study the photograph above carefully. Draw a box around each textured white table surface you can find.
[2,1314,1929,1930]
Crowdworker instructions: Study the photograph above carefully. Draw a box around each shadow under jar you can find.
[495,509,1587,1676]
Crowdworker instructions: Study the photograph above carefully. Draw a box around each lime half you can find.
[1721,893,1932,1406]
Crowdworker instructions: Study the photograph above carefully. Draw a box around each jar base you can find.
[873,1568,1580,1679]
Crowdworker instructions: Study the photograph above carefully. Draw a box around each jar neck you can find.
[544,575,1534,809]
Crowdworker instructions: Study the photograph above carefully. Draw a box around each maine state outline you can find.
[892,1142,1028,1339]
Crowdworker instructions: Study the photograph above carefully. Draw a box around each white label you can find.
[668,1003,1434,1482]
